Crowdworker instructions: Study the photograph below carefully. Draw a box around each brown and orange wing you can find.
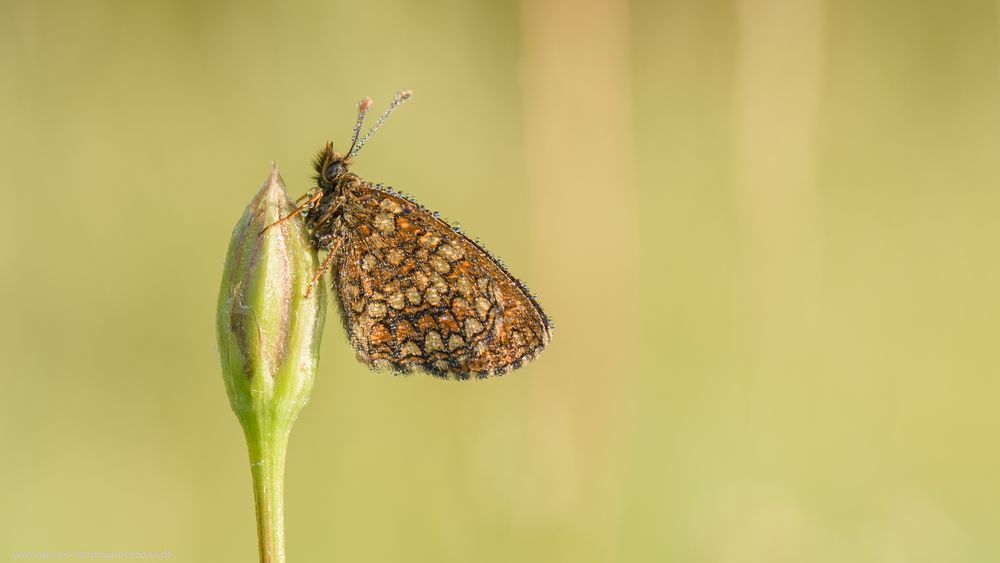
[332,185,551,379]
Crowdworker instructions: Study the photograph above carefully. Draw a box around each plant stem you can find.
[244,418,290,563]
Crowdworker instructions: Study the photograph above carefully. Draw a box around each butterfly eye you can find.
[324,161,345,181]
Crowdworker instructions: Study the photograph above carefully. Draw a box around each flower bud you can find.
[216,165,326,430]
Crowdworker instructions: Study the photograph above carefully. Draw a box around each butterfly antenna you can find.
[349,90,412,159]
[345,97,373,159]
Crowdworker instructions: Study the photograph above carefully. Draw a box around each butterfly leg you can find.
[305,237,343,298]
[259,190,323,235]
[308,198,342,230]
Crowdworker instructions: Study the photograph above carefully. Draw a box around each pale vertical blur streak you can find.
[728,0,825,558]
[519,0,639,559]
[732,0,824,371]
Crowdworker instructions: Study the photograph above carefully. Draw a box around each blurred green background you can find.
[2,0,999,561]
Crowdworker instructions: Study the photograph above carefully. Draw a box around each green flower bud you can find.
[217,165,326,428]
[216,165,326,563]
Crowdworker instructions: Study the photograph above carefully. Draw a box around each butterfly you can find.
[264,91,552,379]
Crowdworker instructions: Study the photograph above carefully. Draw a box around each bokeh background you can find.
[2,0,999,561]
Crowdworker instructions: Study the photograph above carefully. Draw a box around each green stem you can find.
[244,419,290,563]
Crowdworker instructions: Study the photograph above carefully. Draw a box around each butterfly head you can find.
[314,143,350,191]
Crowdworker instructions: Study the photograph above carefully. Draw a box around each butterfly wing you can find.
[332,184,552,379]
